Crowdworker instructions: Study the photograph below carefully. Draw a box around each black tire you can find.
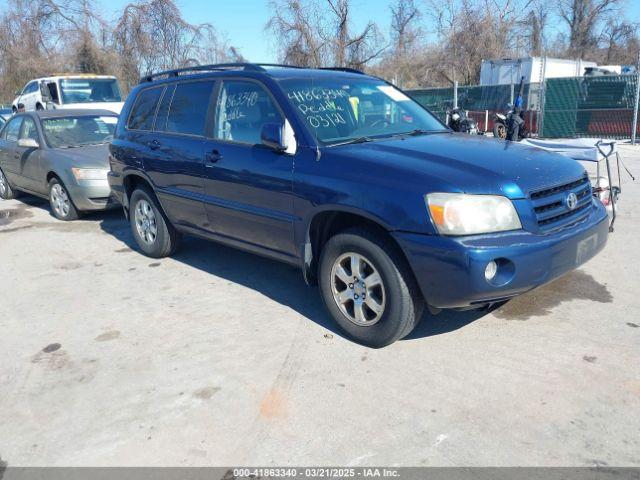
[493,122,507,140]
[318,227,425,348]
[129,186,180,258]
[48,177,79,220]
[0,168,19,200]
[36,103,44,111]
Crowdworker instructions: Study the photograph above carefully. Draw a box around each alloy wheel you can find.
[330,252,386,326]
[50,183,70,218]
[134,199,158,245]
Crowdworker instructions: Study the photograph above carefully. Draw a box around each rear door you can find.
[144,80,216,231]
[201,79,296,256]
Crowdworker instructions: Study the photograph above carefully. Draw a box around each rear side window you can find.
[128,86,163,131]
[166,81,215,136]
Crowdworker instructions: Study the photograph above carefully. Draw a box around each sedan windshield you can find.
[278,77,446,145]
[59,78,122,104]
[42,115,117,148]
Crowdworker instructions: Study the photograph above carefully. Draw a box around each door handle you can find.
[205,149,223,163]
[148,139,161,150]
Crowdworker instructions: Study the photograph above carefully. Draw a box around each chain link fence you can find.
[407,74,640,141]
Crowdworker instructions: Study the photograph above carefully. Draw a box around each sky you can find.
[1,0,639,62]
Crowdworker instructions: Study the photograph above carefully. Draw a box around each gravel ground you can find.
[0,144,639,467]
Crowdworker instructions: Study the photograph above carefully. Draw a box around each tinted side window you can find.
[154,84,175,132]
[26,82,38,94]
[20,117,38,141]
[127,86,163,131]
[4,118,22,142]
[166,81,215,136]
[214,80,283,145]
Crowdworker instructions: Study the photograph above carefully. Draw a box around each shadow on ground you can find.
[0,192,601,342]
[492,270,613,321]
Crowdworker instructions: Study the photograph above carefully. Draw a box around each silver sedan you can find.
[0,109,119,220]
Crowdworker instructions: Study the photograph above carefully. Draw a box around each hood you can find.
[58,102,123,114]
[332,133,586,199]
[51,143,110,169]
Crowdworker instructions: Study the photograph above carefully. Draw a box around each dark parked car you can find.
[0,109,119,220]
[108,63,609,347]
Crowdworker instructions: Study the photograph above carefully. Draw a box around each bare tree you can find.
[266,0,385,68]
[558,0,622,58]
[266,0,325,66]
[113,0,235,88]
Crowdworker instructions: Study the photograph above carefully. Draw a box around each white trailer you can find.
[480,57,598,85]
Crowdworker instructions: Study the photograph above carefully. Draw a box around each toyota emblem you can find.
[566,192,578,210]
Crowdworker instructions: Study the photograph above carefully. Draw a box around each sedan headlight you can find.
[71,168,109,181]
[425,193,521,235]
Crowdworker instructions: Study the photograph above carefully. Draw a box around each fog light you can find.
[485,260,498,281]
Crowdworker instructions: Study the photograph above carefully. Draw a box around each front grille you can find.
[530,175,592,232]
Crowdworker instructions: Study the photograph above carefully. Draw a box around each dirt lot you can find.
[1,145,639,467]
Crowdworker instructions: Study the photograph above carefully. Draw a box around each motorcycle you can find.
[493,76,529,141]
[446,107,479,134]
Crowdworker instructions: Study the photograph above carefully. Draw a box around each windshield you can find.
[278,77,446,145]
[42,115,117,148]
[59,78,122,104]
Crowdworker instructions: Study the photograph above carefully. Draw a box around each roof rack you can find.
[319,67,365,74]
[139,63,311,84]
[139,63,365,84]
[139,63,265,83]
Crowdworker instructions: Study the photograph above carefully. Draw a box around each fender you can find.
[299,204,395,284]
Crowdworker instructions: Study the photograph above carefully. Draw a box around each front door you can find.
[17,116,45,193]
[0,117,23,186]
[202,79,296,257]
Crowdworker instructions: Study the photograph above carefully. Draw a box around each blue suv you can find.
[108,63,609,347]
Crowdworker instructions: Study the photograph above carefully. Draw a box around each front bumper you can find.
[67,179,120,211]
[393,199,609,309]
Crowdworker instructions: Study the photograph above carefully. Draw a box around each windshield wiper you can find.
[327,136,373,147]
[395,129,449,138]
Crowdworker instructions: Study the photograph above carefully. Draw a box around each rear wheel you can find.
[129,187,180,258]
[49,178,79,220]
[493,122,507,140]
[319,227,424,347]
[0,168,18,200]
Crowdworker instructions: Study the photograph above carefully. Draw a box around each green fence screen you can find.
[541,74,639,139]
[408,75,640,139]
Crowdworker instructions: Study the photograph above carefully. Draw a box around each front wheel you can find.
[129,187,180,258]
[49,178,79,220]
[318,227,425,348]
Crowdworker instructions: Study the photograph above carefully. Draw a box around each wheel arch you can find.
[302,207,409,285]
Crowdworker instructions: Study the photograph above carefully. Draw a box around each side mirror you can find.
[18,138,39,149]
[261,123,287,152]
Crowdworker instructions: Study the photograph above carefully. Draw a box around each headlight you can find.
[71,168,108,181]
[425,193,521,235]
